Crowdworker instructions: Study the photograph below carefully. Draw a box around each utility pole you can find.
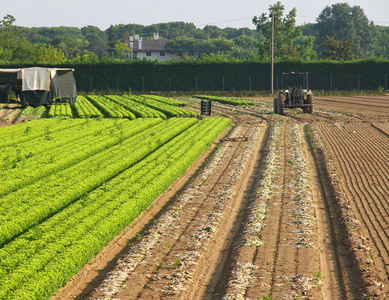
[271,12,274,94]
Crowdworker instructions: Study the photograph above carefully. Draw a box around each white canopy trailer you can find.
[0,67,77,108]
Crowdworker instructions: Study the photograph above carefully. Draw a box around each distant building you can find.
[127,33,199,61]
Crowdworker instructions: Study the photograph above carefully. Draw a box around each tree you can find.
[0,15,20,61]
[252,1,315,61]
[199,52,231,63]
[230,49,257,61]
[106,25,118,53]
[165,36,234,58]
[203,25,225,39]
[165,36,202,55]
[81,26,109,58]
[32,44,66,64]
[0,15,18,49]
[316,3,378,58]
[51,36,89,53]
[155,22,197,39]
[376,26,389,58]
[67,50,99,63]
[321,34,358,60]
[0,15,41,63]
[233,35,258,50]
[202,37,234,54]
[9,38,37,63]
[114,40,130,58]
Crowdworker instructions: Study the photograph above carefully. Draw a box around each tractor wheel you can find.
[21,97,27,109]
[307,94,314,114]
[278,94,285,115]
[273,98,278,114]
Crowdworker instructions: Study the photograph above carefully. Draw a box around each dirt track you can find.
[5,96,389,299]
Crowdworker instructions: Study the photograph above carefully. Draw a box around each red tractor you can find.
[274,72,313,115]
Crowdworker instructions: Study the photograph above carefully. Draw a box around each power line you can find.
[197,16,254,27]
[197,14,389,28]
[296,14,389,25]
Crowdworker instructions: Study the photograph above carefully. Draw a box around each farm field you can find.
[0,94,194,126]
[0,95,389,299]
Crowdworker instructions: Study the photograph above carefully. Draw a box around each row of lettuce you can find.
[193,95,255,106]
[0,116,231,299]
[14,94,255,120]
[50,95,194,119]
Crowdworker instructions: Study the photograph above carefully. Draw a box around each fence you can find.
[78,74,389,93]
[0,71,387,94]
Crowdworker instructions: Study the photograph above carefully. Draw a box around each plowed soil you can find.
[0,103,22,127]
[4,96,389,299]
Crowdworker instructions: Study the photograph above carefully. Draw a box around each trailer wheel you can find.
[278,94,285,115]
[21,97,27,109]
[273,98,278,114]
[307,94,314,114]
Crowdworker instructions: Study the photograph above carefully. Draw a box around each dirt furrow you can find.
[137,125,260,299]
[314,97,389,110]
[252,123,323,299]
[85,121,266,299]
[0,104,22,127]
[319,124,389,249]
[214,123,282,299]
[212,122,330,299]
[315,123,389,297]
[316,96,389,106]
[373,123,389,136]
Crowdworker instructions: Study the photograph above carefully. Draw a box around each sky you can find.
[3,0,389,31]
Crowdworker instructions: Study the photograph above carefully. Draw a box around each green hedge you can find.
[0,60,388,92]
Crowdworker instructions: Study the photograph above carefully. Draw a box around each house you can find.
[128,33,199,61]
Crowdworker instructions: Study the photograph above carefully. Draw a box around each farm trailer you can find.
[0,67,77,108]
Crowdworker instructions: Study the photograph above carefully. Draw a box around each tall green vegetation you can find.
[0,1,387,64]
[315,3,379,58]
[0,15,36,63]
[252,1,316,61]
[320,35,358,61]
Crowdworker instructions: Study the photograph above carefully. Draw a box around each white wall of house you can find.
[135,51,181,62]
[128,33,200,61]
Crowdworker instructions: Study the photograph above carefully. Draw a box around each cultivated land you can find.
[1,95,389,299]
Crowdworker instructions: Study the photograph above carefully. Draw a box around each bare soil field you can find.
[0,103,22,127]
[2,96,389,299]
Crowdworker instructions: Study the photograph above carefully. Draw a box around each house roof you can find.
[130,39,167,52]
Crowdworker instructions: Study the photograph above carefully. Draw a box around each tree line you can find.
[0,1,388,65]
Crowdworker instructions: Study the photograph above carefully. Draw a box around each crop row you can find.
[19,106,46,118]
[0,118,88,148]
[87,95,136,119]
[141,94,187,106]
[107,95,167,119]
[15,95,194,121]
[0,117,230,299]
[0,119,163,197]
[47,103,73,118]
[0,118,197,246]
[0,118,125,169]
[193,95,255,106]
[130,95,196,117]
[72,95,103,118]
